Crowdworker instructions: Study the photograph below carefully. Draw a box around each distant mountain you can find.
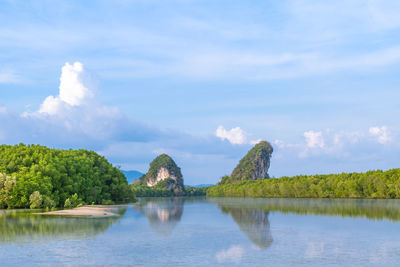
[186,184,214,188]
[121,170,144,184]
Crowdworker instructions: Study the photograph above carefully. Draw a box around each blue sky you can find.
[0,0,399,184]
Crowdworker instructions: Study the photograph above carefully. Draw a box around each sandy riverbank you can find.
[38,205,120,217]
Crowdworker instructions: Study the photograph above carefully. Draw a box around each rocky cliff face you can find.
[140,154,184,195]
[228,141,273,183]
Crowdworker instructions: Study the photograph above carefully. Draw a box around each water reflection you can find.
[0,207,127,243]
[214,199,273,249]
[210,197,400,249]
[210,198,400,222]
[135,198,184,236]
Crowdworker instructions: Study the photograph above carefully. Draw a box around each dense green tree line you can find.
[184,186,208,196]
[131,184,173,197]
[131,184,207,197]
[207,169,400,199]
[0,144,134,209]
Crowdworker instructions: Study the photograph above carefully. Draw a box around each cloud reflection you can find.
[216,245,245,263]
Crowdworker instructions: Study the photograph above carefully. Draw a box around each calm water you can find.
[1,198,400,266]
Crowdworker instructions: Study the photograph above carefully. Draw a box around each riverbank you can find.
[38,205,119,217]
[207,168,400,199]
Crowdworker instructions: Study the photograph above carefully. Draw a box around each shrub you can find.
[64,193,82,209]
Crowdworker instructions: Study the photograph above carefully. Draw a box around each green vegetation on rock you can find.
[139,154,184,195]
[223,141,273,184]
[207,169,400,199]
[0,144,135,209]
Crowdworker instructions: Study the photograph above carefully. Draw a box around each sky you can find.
[0,0,399,185]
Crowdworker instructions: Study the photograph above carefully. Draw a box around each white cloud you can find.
[38,95,65,115]
[38,62,94,115]
[58,62,94,106]
[275,126,398,161]
[216,245,244,263]
[300,129,367,157]
[369,126,391,144]
[216,125,259,145]
[216,126,246,145]
[17,61,160,145]
[304,131,324,148]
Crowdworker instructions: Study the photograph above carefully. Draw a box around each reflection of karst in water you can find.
[136,198,184,236]
[221,206,272,249]
[210,198,273,249]
[0,207,127,243]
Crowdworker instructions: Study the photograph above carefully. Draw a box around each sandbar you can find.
[37,205,119,217]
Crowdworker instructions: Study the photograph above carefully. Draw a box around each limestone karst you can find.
[139,154,184,195]
[222,141,273,184]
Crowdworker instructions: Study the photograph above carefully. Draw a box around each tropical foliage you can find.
[0,144,134,209]
[207,169,400,199]
[131,184,207,197]
[184,186,208,196]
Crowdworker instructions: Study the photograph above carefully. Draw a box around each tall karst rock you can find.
[225,141,273,183]
[140,154,184,195]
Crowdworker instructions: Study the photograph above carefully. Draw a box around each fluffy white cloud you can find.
[304,131,324,148]
[216,126,246,145]
[58,62,94,106]
[38,95,65,115]
[216,125,260,145]
[369,126,391,144]
[16,61,162,145]
[216,245,244,263]
[38,62,94,115]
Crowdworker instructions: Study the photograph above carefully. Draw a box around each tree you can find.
[0,144,135,208]
[0,173,16,208]
[29,191,43,209]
